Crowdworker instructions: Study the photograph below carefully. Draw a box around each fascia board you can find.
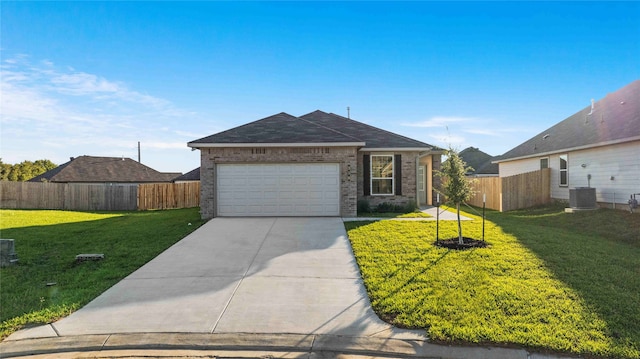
[188,142,365,148]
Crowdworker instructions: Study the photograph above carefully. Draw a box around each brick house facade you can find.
[190,111,442,219]
[199,146,359,218]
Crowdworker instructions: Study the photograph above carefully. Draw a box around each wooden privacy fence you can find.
[467,176,501,210]
[0,181,200,211]
[138,182,200,210]
[466,168,551,212]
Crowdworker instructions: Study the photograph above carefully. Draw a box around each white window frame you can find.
[540,157,549,169]
[370,154,394,196]
[559,154,568,187]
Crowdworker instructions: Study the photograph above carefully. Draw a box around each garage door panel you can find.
[217,163,340,216]
[309,177,323,185]
[324,191,339,200]
[308,191,323,200]
[280,177,294,185]
[263,191,277,199]
[324,177,338,185]
[294,177,308,185]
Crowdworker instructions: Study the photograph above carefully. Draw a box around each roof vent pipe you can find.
[587,99,595,115]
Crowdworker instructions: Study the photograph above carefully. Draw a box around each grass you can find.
[0,208,205,339]
[345,205,640,358]
[358,211,432,218]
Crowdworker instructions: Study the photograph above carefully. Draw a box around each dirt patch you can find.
[435,237,489,250]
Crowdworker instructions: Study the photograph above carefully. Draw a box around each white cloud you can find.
[463,127,524,137]
[51,72,122,95]
[402,116,475,128]
[143,141,190,150]
[174,130,205,138]
[0,55,203,172]
[428,133,466,146]
[463,128,501,136]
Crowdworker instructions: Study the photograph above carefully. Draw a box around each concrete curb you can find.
[0,332,571,359]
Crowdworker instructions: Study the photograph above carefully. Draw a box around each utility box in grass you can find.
[569,187,597,209]
[0,239,18,267]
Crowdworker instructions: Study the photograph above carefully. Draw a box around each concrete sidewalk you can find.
[0,332,567,359]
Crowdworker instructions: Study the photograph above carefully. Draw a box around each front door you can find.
[418,165,427,206]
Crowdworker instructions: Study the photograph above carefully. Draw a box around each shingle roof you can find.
[189,110,439,150]
[496,80,640,162]
[189,112,362,145]
[459,147,499,175]
[173,167,200,182]
[300,110,437,149]
[29,156,180,183]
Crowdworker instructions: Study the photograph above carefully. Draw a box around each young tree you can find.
[437,147,475,244]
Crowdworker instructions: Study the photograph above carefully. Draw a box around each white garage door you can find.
[217,163,340,216]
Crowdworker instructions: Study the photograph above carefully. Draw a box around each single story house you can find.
[494,80,640,206]
[29,155,181,185]
[188,110,443,218]
[173,167,200,183]
[459,147,498,177]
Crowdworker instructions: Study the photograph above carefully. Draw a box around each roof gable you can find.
[29,156,179,183]
[173,167,200,182]
[459,147,499,175]
[498,80,640,162]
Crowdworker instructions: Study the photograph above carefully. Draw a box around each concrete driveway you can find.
[10,217,423,340]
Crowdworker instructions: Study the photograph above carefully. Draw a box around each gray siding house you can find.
[495,80,640,206]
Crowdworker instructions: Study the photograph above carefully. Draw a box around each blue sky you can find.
[2,2,639,173]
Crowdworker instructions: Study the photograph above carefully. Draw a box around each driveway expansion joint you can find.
[50,324,61,337]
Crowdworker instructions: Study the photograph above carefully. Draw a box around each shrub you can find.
[403,200,417,213]
[357,199,371,214]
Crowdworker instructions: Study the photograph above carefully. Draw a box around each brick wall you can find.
[199,146,358,218]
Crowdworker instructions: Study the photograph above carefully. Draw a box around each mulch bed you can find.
[435,237,489,250]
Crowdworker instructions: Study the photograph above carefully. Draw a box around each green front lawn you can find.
[358,211,432,218]
[0,208,205,339]
[345,205,640,358]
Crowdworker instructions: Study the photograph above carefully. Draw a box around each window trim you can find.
[559,154,568,187]
[418,165,425,191]
[540,157,549,169]
[370,154,394,196]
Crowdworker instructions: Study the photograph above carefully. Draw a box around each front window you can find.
[371,155,394,195]
[559,154,568,186]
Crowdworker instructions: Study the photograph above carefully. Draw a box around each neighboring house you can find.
[173,167,200,183]
[29,155,181,185]
[459,147,499,176]
[188,110,443,218]
[494,80,640,205]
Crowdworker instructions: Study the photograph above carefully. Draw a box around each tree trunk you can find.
[457,203,463,244]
